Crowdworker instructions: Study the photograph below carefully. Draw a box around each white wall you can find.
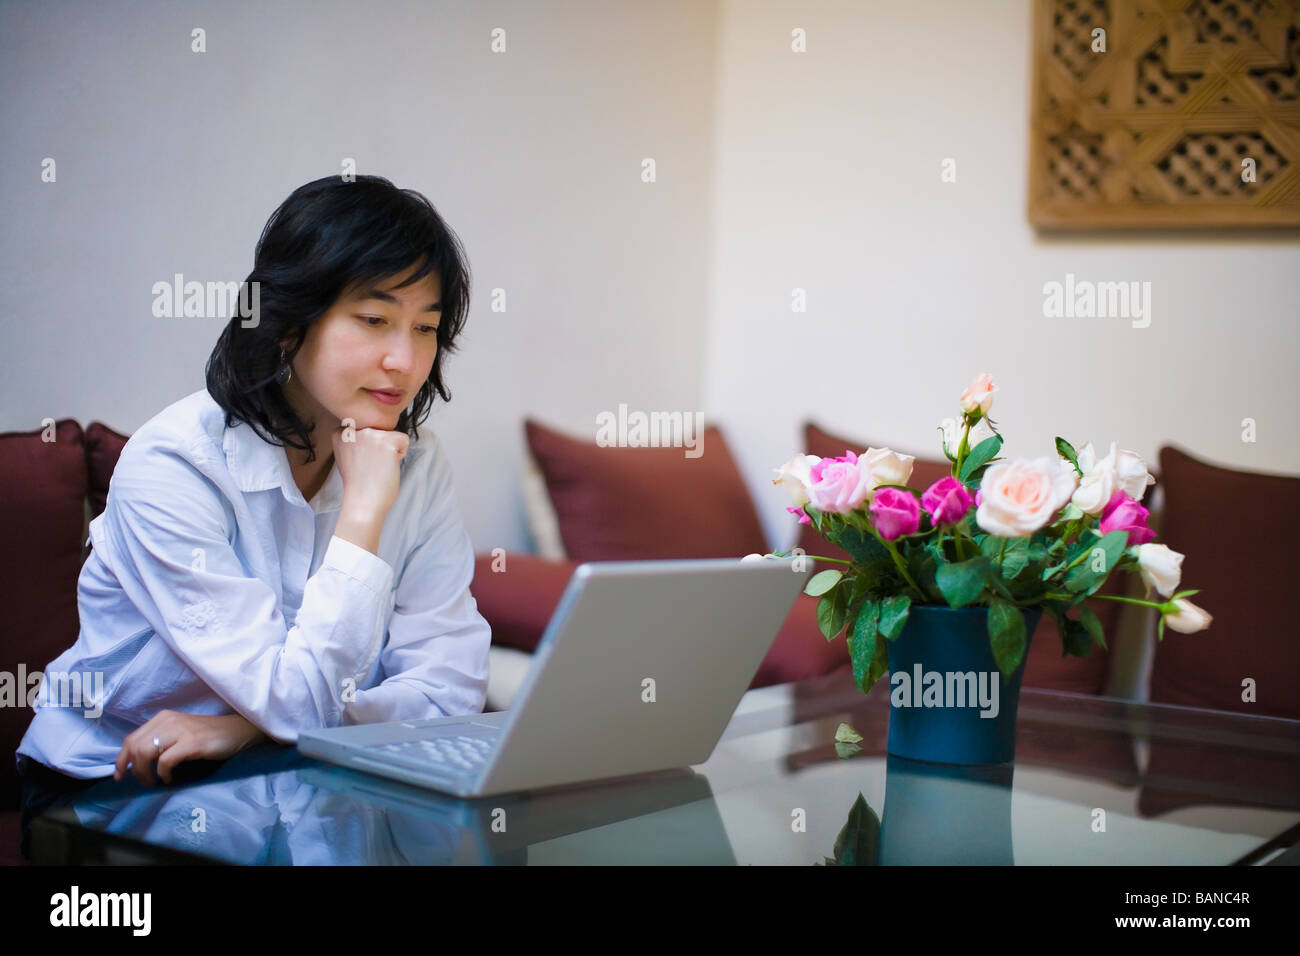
[703,0,1300,553]
[0,0,718,554]
[3,0,1297,561]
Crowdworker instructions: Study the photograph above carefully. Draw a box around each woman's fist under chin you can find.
[331,425,410,520]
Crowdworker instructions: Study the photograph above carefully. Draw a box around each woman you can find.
[16,175,491,859]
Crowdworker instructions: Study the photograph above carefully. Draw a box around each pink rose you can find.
[786,505,811,526]
[869,487,921,541]
[807,451,875,514]
[921,476,973,526]
[1099,490,1155,546]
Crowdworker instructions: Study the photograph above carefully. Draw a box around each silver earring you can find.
[275,349,292,386]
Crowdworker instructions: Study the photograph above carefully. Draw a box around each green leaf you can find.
[877,594,912,640]
[1045,602,1093,658]
[830,524,890,567]
[817,585,849,641]
[1063,530,1128,595]
[805,569,843,597]
[959,435,1004,483]
[834,722,863,744]
[868,628,890,687]
[907,545,943,604]
[849,601,881,690]
[1056,437,1082,477]
[850,561,889,604]
[987,597,1027,678]
[829,793,880,866]
[806,505,824,533]
[936,557,990,608]
[989,537,1031,580]
[1077,603,1107,651]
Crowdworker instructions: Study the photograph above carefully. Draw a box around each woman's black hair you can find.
[205,174,472,462]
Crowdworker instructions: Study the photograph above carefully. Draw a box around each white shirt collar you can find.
[221,417,345,513]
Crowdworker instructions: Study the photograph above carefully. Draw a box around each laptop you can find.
[298,556,810,797]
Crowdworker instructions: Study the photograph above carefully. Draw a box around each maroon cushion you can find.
[524,418,768,562]
[473,553,843,688]
[1149,446,1300,719]
[0,420,87,807]
[794,421,1120,695]
[473,553,579,653]
[751,593,851,688]
[83,421,130,519]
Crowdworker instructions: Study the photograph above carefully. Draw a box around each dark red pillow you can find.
[0,420,87,807]
[84,421,130,519]
[793,421,1125,695]
[1149,446,1300,719]
[472,553,579,653]
[524,418,768,562]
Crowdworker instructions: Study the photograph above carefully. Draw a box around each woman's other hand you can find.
[114,710,270,786]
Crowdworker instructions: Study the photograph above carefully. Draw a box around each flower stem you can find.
[954,417,973,479]
[883,539,926,601]
[1091,594,1170,611]
[772,549,854,567]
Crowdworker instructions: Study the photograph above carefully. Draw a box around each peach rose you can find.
[976,456,1077,537]
[959,372,998,415]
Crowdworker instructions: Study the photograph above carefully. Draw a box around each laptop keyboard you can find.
[365,734,497,772]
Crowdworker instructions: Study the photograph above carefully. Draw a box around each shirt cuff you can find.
[323,534,394,596]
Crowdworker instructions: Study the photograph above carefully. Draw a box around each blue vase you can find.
[884,604,1040,766]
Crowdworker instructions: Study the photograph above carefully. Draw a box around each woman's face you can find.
[283,264,442,441]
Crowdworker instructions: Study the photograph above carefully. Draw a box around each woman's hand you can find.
[332,425,409,520]
[114,710,270,786]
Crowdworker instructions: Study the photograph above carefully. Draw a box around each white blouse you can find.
[18,388,491,777]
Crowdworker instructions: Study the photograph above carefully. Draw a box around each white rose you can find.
[940,416,995,460]
[1070,442,1116,515]
[1134,543,1184,598]
[1069,442,1156,515]
[1165,598,1212,634]
[859,447,915,492]
[1114,447,1156,500]
[976,456,1078,537]
[959,372,997,415]
[771,454,820,507]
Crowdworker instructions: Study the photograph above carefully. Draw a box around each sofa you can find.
[0,418,130,866]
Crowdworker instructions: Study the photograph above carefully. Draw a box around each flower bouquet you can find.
[770,373,1211,702]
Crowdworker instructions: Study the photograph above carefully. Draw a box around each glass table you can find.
[29,667,1300,865]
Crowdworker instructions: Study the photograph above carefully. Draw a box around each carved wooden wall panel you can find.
[1029,0,1300,228]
